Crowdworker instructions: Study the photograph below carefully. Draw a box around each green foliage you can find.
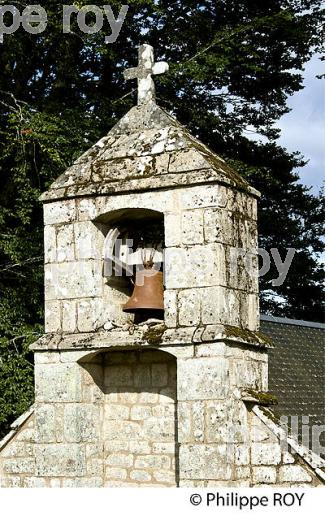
[0,327,41,438]
[0,1,324,434]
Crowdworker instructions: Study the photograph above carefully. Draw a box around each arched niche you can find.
[94,208,165,326]
[79,347,179,487]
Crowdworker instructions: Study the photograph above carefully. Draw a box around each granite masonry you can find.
[0,45,324,487]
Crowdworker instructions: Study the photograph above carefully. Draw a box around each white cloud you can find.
[277,55,325,194]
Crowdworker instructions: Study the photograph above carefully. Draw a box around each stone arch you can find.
[94,208,165,326]
[79,348,179,487]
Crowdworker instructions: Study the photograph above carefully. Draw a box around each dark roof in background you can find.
[260,315,325,456]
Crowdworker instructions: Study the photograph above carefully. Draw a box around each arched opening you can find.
[80,348,179,487]
[95,208,165,325]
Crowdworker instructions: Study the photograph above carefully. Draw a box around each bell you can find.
[123,269,164,313]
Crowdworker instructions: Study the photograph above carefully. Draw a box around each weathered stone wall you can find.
[1,343,323,487]
[0,411,35,487]
[44,185,259,335]
[177,342,266,485]
[103,350,177,487]
[32,350,103,487]
[179,409,322,487]
[28,349,178,487]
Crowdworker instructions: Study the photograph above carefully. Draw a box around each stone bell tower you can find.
[32,44,266,487]
[5,44,322,488]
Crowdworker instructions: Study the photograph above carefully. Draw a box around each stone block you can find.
[251,443,282,466]
[43,200,76,225]
[104,420,142,440]
[106,453,134,468]
[164,214,181,247]
[252,466,277,484]
[201,286,240,326]
[152,404,174,418]
[178,357,230,400]
[0,477,22,487]
[61,300,77,333]
[235,466,251,480]
[105,467,127,480]
[63,477,103,487]
[164,290,177,328]
[152,443,175,454]
[230,359,263,390]
[234,444,250,465]
[168,149,209,172]
[182,209,204,245]
[204,208,235,245]
[44,225,57,264]
[195,343,227,357]
[139,392,158,404]
[130,406,152,421]
[35,445,86,477]
[44,300,61,333]
[180,185,228,210]
[64,404,100,442]
[56,224,75,262]
[143,418,175,441]
[178,289,201,326]
[278,465,312,483]
[35,404,56,443]
[2,458,35,475]
[246,293,259,331]
[129,441,151,454]
[178,402,192,443]
[192,401,205,442]
[77,198,98,221]
[87,459,104,477]
[134,455,171,470]
[282,452,295,464]
[1,440,33,458]
[153,470,176,484]
[74,221,103,260]
[77,298,102,332]
[23,477,47,488]
[35,363,82,403]
[130,470,151,482]
[165,243,226,289]
[179,445,233,480]
[206,401,248,444]
[105,404,130,420]
[45,260,102,300]
[226,247,257,292]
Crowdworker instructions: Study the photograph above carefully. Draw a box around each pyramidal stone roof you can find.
[41,102,259,202]
[41,44,259,203]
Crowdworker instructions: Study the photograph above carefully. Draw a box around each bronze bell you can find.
[123,269,164,313]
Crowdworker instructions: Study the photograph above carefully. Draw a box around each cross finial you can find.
[123,44,169,105]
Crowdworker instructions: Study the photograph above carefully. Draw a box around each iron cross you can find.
[123,44,169,105]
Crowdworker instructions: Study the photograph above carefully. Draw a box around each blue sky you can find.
[277,54,324,195]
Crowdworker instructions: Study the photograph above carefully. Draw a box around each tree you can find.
[0,0,324,435]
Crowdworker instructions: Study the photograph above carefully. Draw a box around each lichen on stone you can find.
[142,323,167,345]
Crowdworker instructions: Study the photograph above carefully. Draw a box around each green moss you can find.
[246,389,278,406]
[143,324,167,345]
[223,325,274,347]
[260,405,282,425]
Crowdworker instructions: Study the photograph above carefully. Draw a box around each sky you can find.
[277,54,325,195]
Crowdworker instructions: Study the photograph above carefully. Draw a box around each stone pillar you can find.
[33,351,104,487]
[177,341,268,486]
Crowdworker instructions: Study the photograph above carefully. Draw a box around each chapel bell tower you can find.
[31,44,271,487]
